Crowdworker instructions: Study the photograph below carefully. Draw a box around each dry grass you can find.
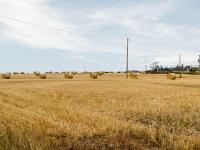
[0,73,200,149]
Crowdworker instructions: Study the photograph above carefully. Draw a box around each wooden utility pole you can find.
[126,38,129,79]
[179,53,181,67]
[145,57,147,74]
[198,55,200,70]
[179,53,182,78]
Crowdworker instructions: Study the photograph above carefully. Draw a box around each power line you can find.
[0,14,124,46]
[0,15,95,37]
[0,15,128,68]
[0,22,30,37]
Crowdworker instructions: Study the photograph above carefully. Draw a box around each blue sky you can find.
[0,0,200,72]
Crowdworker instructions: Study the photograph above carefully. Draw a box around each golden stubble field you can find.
[0,73,200,150]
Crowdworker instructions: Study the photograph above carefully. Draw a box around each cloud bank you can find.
[0,0,199,70]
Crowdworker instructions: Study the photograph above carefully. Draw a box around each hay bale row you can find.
[90,73,98,79]
[129,72,138,79]
[12,72,25,75]
[0,71,178,81]
[167,73,176,80]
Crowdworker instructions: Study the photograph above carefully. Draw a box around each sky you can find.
[0,0,200,72]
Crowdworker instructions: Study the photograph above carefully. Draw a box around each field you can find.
[0,73,200,150]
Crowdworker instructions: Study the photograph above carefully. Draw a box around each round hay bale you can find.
[0,74,11,79]
[129,72,138,79]
[39,74,46,79]
[34,71,40,76]
[167,73,176,80]
[13,72,19,75]
[90,73,98,79]
[71,72,77,75]
[46,71,53,74]
[64,73,73,79]
[97,72,104,76]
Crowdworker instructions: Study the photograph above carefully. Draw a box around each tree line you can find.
[147,62,200,74]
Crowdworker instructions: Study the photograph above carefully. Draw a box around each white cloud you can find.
[0,0,90,51]
[92,2,174,38]
[91,1,200,66]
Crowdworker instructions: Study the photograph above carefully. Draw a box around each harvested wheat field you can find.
[0,73,200,150]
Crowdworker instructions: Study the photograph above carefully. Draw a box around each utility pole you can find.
[126,38,129,79]
[198,55,200,70]
[145,57,147,74]
[179,53,182,78]
[179,53,181,67]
